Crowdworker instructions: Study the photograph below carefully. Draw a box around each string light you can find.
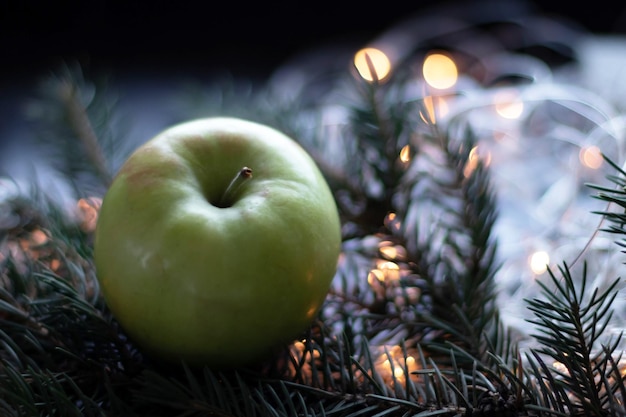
[579,145,603,169]
[21,229,49,250]
[399,145,411,163]
[354,47,392,83]
[372,260,401,282]
[422,52,458,90]
[287,339,322,383]
[494,89,524,119]
[373,345,418,387]
[464,145,492,178]
[529,251,550,275]
[77,197,102,232]
[378,240,407,261]
[368,268,386,285]
[419,95,449,125]
[384,212,401,232]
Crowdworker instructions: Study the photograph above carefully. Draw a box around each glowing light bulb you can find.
[378,241,407,261]
[552,361,568,374]
[494,90,524,119]
[77,197,102,232]
[406,356,416,368]
[379,246,398,259]
[293,340,305,352]
[464,146,492,177]
[579,145,603,169]
[50,258,61,271]
[419,95,449,125]
[529,251,550,275]
[29,229,49,246]
[376,260,401,281]
[384,212,401,232]
[368,269,385,285]
[423,52,458,90]
[399,145,411,163]
[354,47,392,82]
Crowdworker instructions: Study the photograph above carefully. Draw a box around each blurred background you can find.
[1,0,625,85]
[2,0,626,199]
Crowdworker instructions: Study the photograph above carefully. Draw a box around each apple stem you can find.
[218,167,253,207]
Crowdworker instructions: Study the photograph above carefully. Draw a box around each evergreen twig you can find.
[25,63,131,197]
[525,262,624,416]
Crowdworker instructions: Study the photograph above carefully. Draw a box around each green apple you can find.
[94,117,342,367]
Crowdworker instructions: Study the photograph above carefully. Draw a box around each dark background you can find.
[1,0,626,85]
[0,0,625,187]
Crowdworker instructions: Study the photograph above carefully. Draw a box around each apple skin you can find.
[94,117,342,367]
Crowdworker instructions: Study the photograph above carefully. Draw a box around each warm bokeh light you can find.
[422,52,458,90]
[50,258,61,271]
[379,245,398,260]
[354,47,392,82]
[286,339,322,382]
[494,90,524,119]
[384,212,401,232]
[399,144,411,163]
[374,345,418,386]
[529,251,550,275]
[379,241,407,261]
[15,228,51,263]
[579,145,603,169]
[464,146,492,178]
[6,220,98,287]
[395,286,420,307]
[368,268,386,285]
[27,229,49,247]
[552,361,568,374]
[77,197,102,232]
[375,260,401,281]
[419,95,449,125]
[292,339,320,358]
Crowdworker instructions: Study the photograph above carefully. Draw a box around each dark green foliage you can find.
[21,63,132,197]
[589,156,626,253]
[524,263,624,416]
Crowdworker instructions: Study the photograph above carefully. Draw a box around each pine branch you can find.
[24,62,131,197]
[0,189,145,415]
[525,262,625,416]
[589,154,626,252]
[56,74,112,187]
[384,116,504,366]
